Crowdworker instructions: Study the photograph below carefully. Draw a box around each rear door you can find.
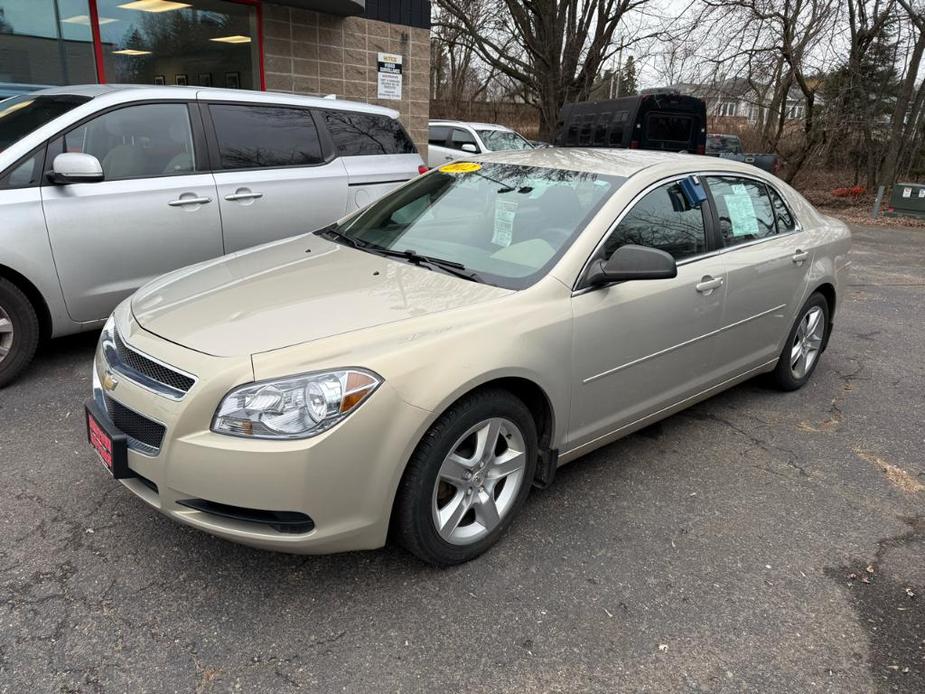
[41,101,223,322]
[205,101,349,253]
[319,109,419,211]
[703,175,813,375]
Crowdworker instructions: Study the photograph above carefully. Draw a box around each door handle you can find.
[224,191,263,201]
[168,196,211,207]
[792,249,809,264]
[695,275,724,294]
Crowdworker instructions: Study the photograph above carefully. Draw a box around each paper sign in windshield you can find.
[439,162,481,174]
[492,199,518,247]
[723,193,759,237]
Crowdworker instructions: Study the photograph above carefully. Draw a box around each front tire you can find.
[771,292,829,391]
[0,279,40,388]
[394,389,538,566]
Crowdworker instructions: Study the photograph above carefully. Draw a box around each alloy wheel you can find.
[0,306,13,366]
[790,306,824,379]
[431,417,527,545]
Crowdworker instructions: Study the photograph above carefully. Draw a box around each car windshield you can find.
[0,94,90,152]
[477,129,534,151]
[335,162,621,289]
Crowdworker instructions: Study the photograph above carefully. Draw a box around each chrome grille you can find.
[104,395,165,454]
[112,331,195,397]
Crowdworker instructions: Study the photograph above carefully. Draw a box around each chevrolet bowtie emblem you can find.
[102,370,118,391]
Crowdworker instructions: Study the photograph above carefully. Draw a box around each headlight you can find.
[211,369,381,439]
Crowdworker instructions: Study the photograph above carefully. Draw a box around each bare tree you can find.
[434,0,665,139]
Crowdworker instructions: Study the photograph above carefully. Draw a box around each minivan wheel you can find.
[394,389,537,566]
[771,292,829,392]
[0,278,40,388]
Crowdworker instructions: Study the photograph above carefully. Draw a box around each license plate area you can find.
[85,400,132,479]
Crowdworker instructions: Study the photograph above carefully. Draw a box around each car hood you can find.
[131,234,512,357]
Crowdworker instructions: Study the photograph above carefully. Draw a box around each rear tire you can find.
[771,292,829,391]
[394,389,537,566]
[0,278,40,388]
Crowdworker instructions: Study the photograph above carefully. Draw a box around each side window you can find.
[60,103,196,180]
[0,149,42,190]
[766,184,797,233]
[209,104,322,170]
[428,125,450,146]
[706,176,777,246]
[449,128,478,151]
[603,180,707,261]
[321,110,416,156]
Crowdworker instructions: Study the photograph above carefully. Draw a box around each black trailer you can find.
[554,93,707,154]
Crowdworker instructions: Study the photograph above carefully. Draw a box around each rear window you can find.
[646,113,693,144]
[0,94,90,152]
[322,110,416,156]
[209,104,323,170]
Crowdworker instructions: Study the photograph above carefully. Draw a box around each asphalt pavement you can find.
[1,223,922,693]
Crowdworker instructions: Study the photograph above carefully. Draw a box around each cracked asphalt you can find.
[1,223,922,693]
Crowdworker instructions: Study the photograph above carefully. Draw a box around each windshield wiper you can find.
[367,247,484,283]
[314,226,367,249]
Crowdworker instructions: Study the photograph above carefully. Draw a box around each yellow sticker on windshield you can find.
[439,161,482,174]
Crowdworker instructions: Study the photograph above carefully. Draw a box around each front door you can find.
[41,102,222,323]
[702,175,814,375]
[569,178,727,450]
[205,103,349,253]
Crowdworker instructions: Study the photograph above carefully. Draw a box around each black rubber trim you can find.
[176,498,315,534]
[347,178,410,187]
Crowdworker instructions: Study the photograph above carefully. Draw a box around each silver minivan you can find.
[0,85,424,386]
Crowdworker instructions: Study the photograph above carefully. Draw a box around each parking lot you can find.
[0,222,922,693]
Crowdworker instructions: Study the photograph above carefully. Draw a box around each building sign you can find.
[377,52,403,100]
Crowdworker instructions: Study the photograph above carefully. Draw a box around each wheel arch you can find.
[0,263,52,341]
[810,282,836,351]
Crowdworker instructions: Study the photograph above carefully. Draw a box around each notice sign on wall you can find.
[377,52,403,100]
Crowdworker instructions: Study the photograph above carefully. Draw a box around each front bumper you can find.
[91,311,430,554]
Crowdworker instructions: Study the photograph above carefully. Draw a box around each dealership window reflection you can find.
[97,0,259,89]
[0,1,96,87]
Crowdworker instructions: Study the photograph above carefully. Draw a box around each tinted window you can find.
[428,125,450,146]
[603,180,707,260]
[0,94,90,152]
[706,176,777,246]
[322,110,415,156]
[449,128,478,151]
[646,114,693,144]
[210,104,322,169]
[767,185,796,232]
[61,103,196,180]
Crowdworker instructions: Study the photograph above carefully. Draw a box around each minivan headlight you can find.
[212,369,381,439]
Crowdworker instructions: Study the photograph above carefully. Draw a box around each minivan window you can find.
[706,176,777,246]
[335,162,621,290]
[321,110,415,156]
[210,104,323,169]
[60,103,196,180]
[603,180,707,260]
[0,94,90,152]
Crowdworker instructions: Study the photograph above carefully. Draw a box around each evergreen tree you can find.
[620,55,637,96]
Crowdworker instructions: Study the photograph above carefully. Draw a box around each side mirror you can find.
[586,244,677,286]
[460,143,479,154]
[48,152,104,184]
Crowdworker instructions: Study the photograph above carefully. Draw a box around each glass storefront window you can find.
[97,0,259,89]
[0,1,97,88]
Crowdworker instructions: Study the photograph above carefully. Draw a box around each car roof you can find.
[470,147,768,179]
[429,119,513,132]
[29,84,400,118]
